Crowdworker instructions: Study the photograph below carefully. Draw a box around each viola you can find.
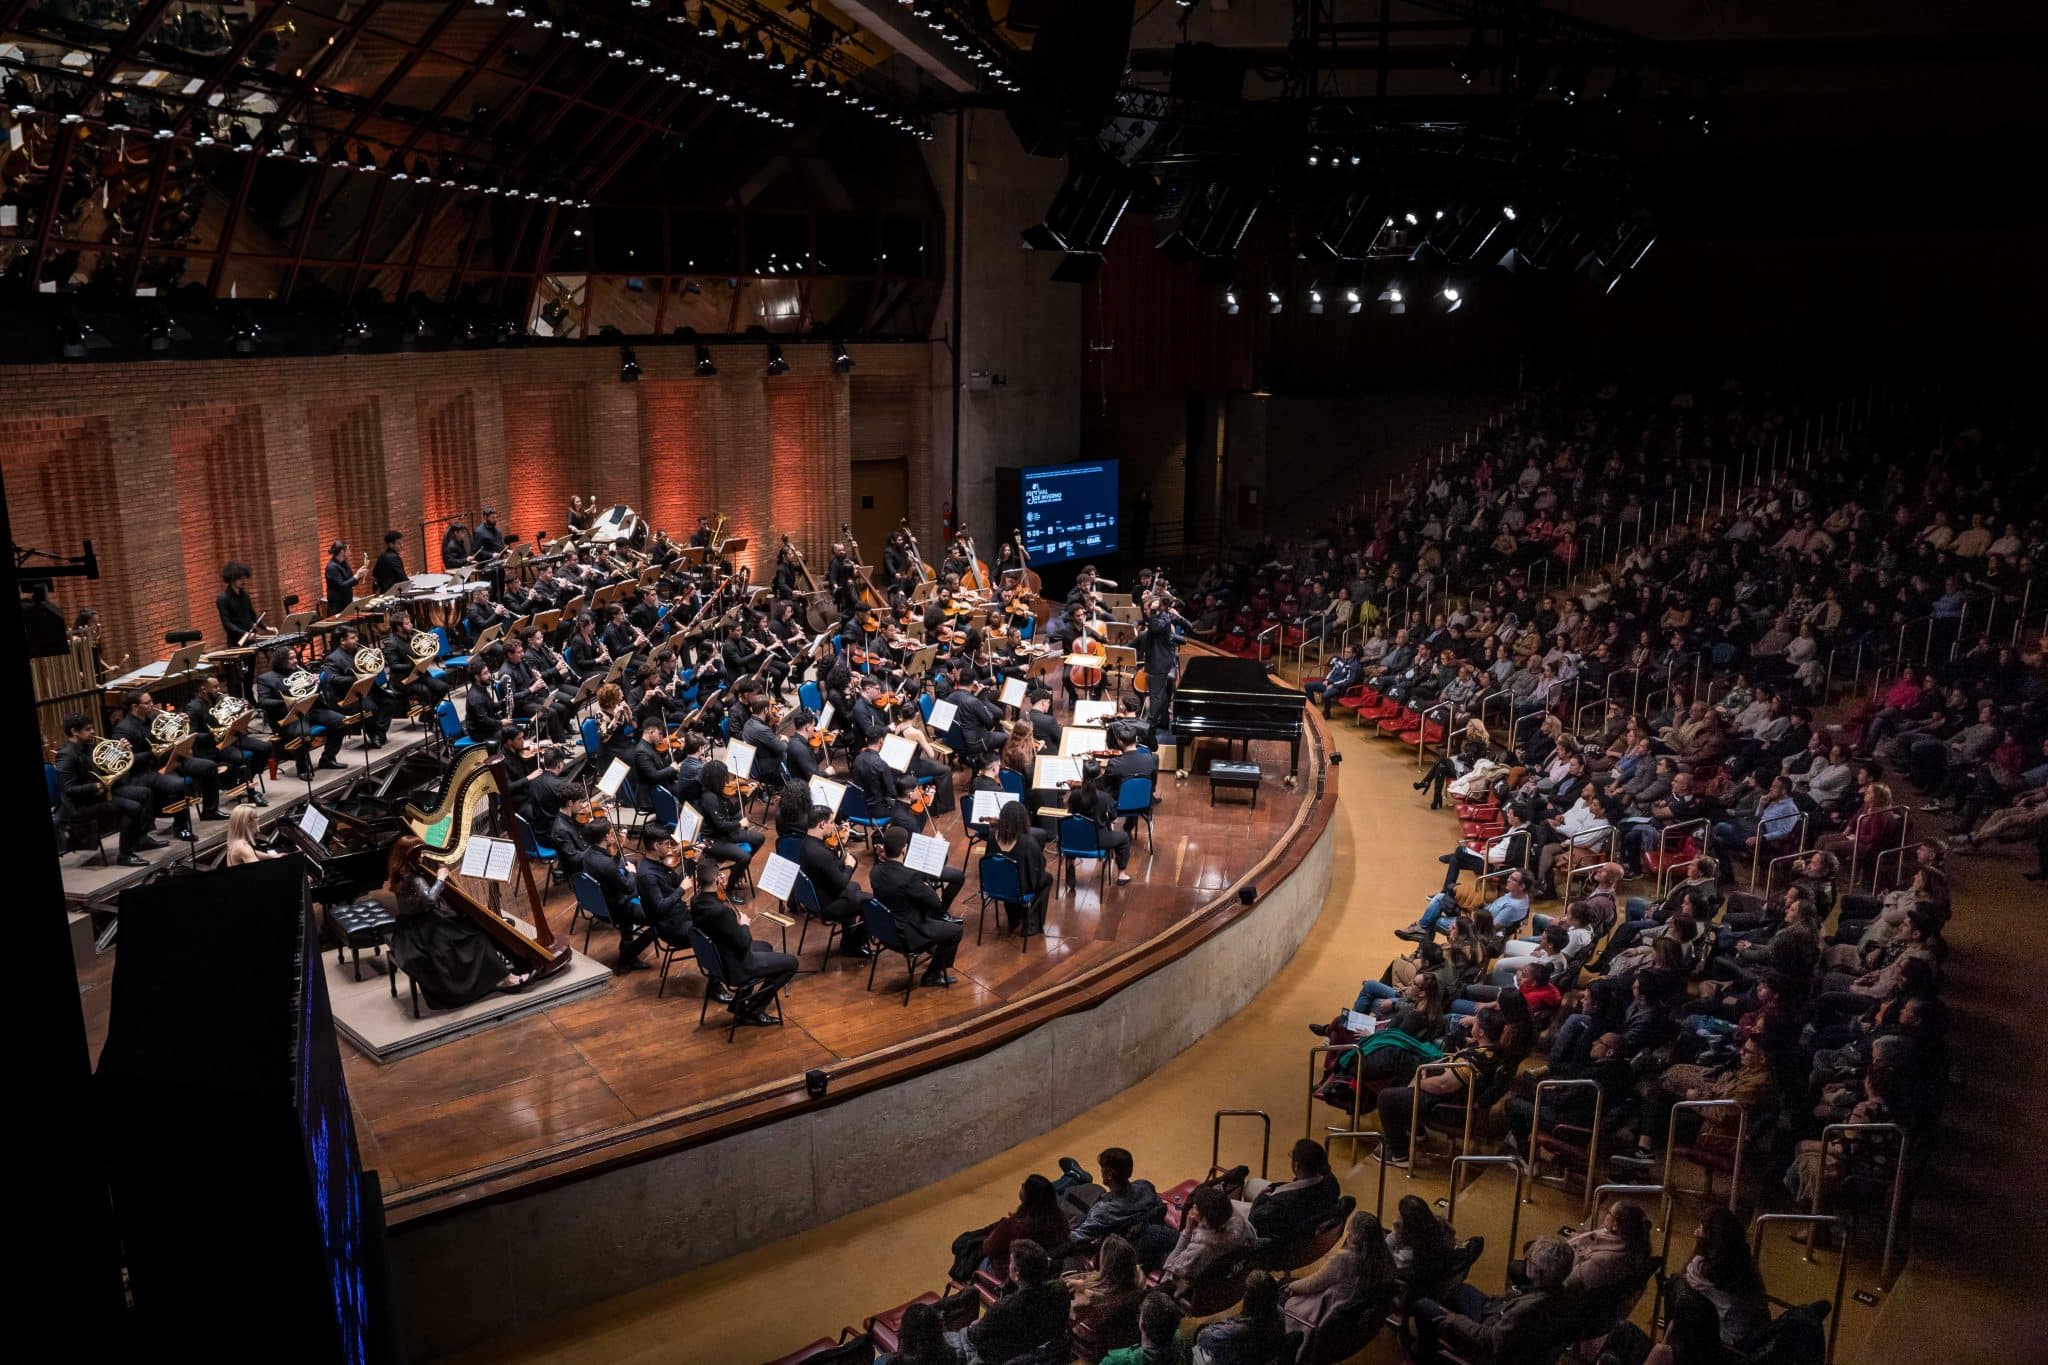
[807,728,838,750]
[907,785,935,815]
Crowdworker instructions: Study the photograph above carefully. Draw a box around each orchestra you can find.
[49,498,1180,1031]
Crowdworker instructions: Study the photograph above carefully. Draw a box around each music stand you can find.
[911,580,938,604]
[677,546,710,567]
[717,537,748,559]
[1026,653,1064,686]
[164,642,208,679]
[905,645,937,675]
[603,653,634,684]
[282,610,315,635]
[1103,644,1138,697]
[472,623,503,653]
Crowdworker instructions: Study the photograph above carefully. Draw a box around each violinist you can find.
[630,719,681,793]
[851,731,923,837]
[548,790,598,879]
[940,675,1000,766]
[793,803,870,956]
[1100,722,1160,844]
[740,696,789,782]
[583,821,651,974]
[988,801,1052,936]
[528,745,575,830]
[890,704,957,817]
[1134,592,1186,735]
[870,826,964,987]
[1025,686,1064,749]
[635,823,696,950]
[692,759,767,874]
[783,707,825,781]
[850,677,893,746]
[1066,771,1134,885]
[501,728,538,822]
[691,862,796,1028]
[672,732,711,804]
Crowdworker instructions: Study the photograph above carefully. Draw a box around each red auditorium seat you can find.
[863,1292,941,1354]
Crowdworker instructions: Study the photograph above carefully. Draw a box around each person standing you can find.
[372,529,407,593]
[215,561,260,645]
[1133,594,1183,739]
[323,541,364,617]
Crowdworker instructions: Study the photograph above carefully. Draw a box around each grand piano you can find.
[1169,655,1308,779]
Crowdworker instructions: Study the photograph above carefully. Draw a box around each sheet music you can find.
[817,701,835,732]
[927,698,959,733]
[971,790,1020,825]
[460,836,517,882]
[676,803,703,843]
[1072,699,1116,726]
[296,805,329,844]
[906,833,951,878]
[723,738,758,777]
[808,774,848,815]
[879,733,917,772]
[1059,725,1107,757]
[756,853,800,903]
[597,757,629,798]
[1033,755,1083,788]
[998,676,1028,708]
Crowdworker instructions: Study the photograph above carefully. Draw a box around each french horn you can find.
[91,738,134,791]
[283,669,319,702]
[147,707,191,756]
[409,630,441,665]
[208,694,253,744]
[354,645,386,680]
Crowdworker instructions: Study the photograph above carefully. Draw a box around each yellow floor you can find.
[448,713,2048,1364]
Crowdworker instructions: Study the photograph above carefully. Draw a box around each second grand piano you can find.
[1169,654,1308,781]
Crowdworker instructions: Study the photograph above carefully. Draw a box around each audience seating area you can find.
[767,377,2043,1365]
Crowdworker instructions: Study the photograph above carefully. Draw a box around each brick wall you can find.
[3,344,937,665]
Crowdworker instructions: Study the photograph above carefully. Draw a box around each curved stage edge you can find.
[386,687,1338,1360]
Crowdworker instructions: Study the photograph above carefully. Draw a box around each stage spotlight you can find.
[55,309,98,359]
[619,345,641,382]
[765,343,790,376]
[695,344,717,376]
[1307,284,1325,316]
[338,311,371,343]
[831,341,854,373]
[1265,289,1283,315]
[1376,283,1406,315]
[1222,288,1239,316]
[1436,283,1464,313]
[1021,147,1140,283]
[142,303,187,355]
[1343,287,1362,315]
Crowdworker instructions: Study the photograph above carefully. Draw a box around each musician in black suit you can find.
[53,714,158,865]
[629,721,681,794]
[942,677,1000,765]
[462,658,508,745]
[1101,723,1159,840]
[323,541,361,617]
[570,822,641,971]
[1025,687,1063,750]
[320,626,389,746]
[502,637,570,743]
[382,608,451,714]
[850,679,892,746]
[851,732,921,836]
[688,516,714,550]
[635,823,694,947]
[372,530,407,593]
[215,560,260,646]
[1134,597,1184,737]
[185,674,271,802]
[792,804,869,954]
[440,520,472,570]
[600,603,642,660]
[692,862,796,1026]
[254,646,342,775]
[782,708,823,782]
[114,690,219,836]
[739,697,789,782]
[870,827,964,986]
[473,507,505,559]
[528,747,575,830]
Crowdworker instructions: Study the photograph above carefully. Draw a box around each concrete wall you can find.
[387,814,1334,1359]
[919,110,1085,543]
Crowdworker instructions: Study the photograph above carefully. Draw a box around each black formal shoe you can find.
[136,835,169,851]
[318,759,346,771]
[297,768,316,782]
[1058,1156,1094,1186]
[199,809,227,822]
[1307,1022,1330,1038]
[940,914,964,925]
[614,954,648,974]
[737,1008,779,1027]
[174,826,197,842]
[117,854,148,868]
[712,986,737,1004]
[248,791,269,808]
[920,970,957,987]
[854,942,881,958]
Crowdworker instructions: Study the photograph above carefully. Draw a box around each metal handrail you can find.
[1255,623,1280,662]
[1213,1109,1272,1181]
[1319,1129,1389,1220]
[1524,1078,1603,1218]
[1305,1043,1364,1151]
[1747,811,1810,891]
[1446,1155,1526,1292]
[1761,847,1814,901]
[1811,1122,1909,1289]
[1847,804,1911,892]
[1653,818,1712,897]
[1406,1060,1478,1178]
[1588,1182,1677,1286]
[1870,840,1919,896]
[1415,699,1456,769]
[1750,1214,1850,1364]
[1822,641,1864,700]
[1661,1099,1748,1231]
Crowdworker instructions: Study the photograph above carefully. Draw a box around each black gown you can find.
[387,874,509,1009]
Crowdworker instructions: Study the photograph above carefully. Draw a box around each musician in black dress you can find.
[379,837,538,1007]
[324,541,362,617]
[1066,771,1134,883]
[691,759,767,873]
[691,862,796,1027]
[870,826,963,985]
[216,560,260,646]
[372,530,407,593]
[564,613,609,678]
[53,714,158,865]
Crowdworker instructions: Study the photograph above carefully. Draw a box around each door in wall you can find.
[850,458,908,566]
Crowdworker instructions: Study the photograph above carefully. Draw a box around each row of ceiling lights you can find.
[891,1,1020,93]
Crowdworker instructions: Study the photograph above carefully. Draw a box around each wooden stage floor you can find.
[74,712,1318,1211]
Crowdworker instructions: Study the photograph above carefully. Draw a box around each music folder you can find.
[756,854,800,903]
[879,733,917,773]
[1032,755,1082,788]
[971,789,1019,825]
[808,774,848,815]
[597,758,630,798]
[998,676,1028,709]
[1060,725,1108,757]
[723,738,758,777]
[927,698,959,734]
[905,833,950,879]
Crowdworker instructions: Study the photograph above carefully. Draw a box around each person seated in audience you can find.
[1397,867,1530,944]
[1190,1270,1287,1365]
[1158,1184,1253,1292]
[1613,1034,1779,1173]
[1099,1291,1187,1365]
[1668,1208,1770,1350]
[1064,1233,1145,1355]
[1560,1202,1655,1296]
[1374,1007,1516,1167]
[956,1239,1071,1365]
[1058,1147,1172,1266]
[1213,1138,1341,1259]
[976,1175,1074,1282]
[1410,1233,1578,1364]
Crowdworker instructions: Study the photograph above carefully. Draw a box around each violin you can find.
[723,775,760,799]
[807,728,839,750]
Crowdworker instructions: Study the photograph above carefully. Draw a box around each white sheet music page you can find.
[906,833,950,878]
[1059,725,1107,757]
[1072,699,1116,726]
[1033,755,1082,788]
[723,738,758,776]
[971,790,1021,824]
[756,853,800,902]
[597,757,629,798]
[297,805,329,844]
[808,774,848,814]
[676,804,703,843]
[817,701,835,732]
[998,676,1028,708]
[484,837,518,882]
[926,698,959,733]
[879,733,917,772]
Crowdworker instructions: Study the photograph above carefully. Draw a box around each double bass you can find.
[779,533,839,633]
[839,523,888,610]
[958,532,993,594]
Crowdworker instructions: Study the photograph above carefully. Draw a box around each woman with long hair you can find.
[1388,1193,1457,1287]
[988,800,1051,934]
[375,835,540,1007]
[1064,1232,1145,1352]
[981,1174,1072,1278]
[1679,1206,1769,1347]
[1286,1210,1397,1334]
[223,804,280,867]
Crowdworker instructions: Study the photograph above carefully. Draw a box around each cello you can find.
[1012,528,1051,625]
[1067,620,1105,690]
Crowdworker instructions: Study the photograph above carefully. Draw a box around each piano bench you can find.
[329,899,398,987]
[1209,761,1263,811]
